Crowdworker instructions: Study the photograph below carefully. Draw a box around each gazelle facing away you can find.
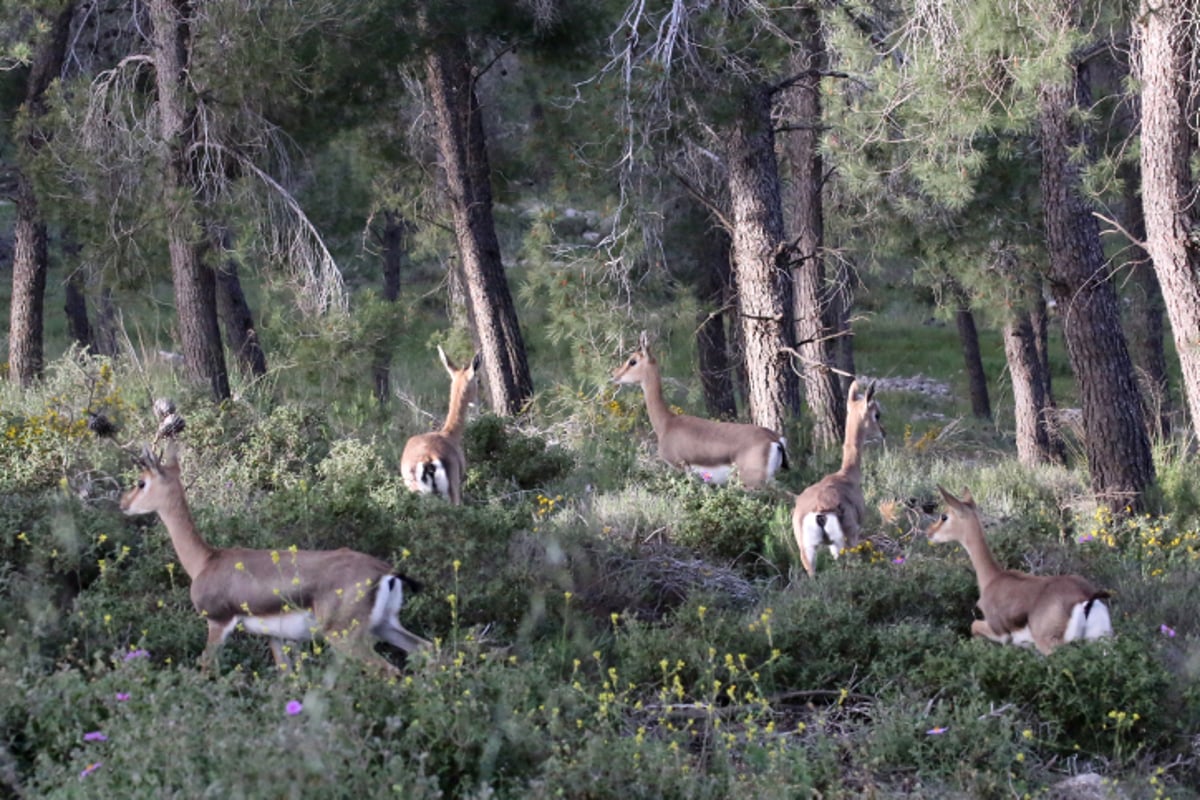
[792,380,885,577]
[927,485,1112,655]
[121,443,431,675]
[612,332,788,489]
[400,346,480,505]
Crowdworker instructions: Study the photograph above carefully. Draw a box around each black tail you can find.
[778,439,790,472]
[393,572,425,594]
[420,461,439,494]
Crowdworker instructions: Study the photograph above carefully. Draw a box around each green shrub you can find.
[465,414,575,498]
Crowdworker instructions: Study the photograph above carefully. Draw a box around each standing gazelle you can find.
[792,380,885,577]
[611,332,788,489]
[927,486,1112,654]
[400,346,480,505]
[121,443,431,675]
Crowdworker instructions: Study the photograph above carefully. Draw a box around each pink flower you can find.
[286,700,303,716]
[1077,533,1095,543]
[1160,624,1176,638]
[80,762,102,778]
[123,649,149,662]
[892,556,905,565]
[115,693,130,702]
[926,726,948,736]
[83,731,108,742]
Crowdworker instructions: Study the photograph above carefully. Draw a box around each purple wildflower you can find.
[83,731,108,742]
[286,700,303,716]
[926,726,948,736]
[1077,533,1095,544]
[1160,624,1176,638]
[123,649,149,662]
[80,762,102,778]
[115,693,130,702]
[892,556,905,565]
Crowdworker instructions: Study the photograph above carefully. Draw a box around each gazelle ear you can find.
[137,444,162,474]
[866,381,877,401]
[437,345,457,375]
[162,440,180,469]
[937,484,960,508]
[638,330,650,352]
[847,380,862,401]
[469,352,482,376]
[959,486,975,506]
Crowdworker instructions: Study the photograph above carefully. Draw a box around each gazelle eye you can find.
[628,358,637,366]
[939,514,948,522]
[137,479,146,489]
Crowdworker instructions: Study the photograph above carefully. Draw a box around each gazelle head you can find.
[847,380,886,442]
[612,331,656,386]
[438,345,481,408]
[120,443,182,517]
[926,485,977,545]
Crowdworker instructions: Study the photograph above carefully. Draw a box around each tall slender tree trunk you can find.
[1004,311,1065,466]
[209,226,266,380]
[64,268,92,350]
[1138,0,1200,434]
[784,8,844,450]
[695,221,737,419]
[374,209,406,405]
[423,33,533,415]
[148,0,229,401]
[1038,56,1153,509]
[954,300,991,420]
[7,2,74,386]
[828,260,856,394]
[725,84,800,436]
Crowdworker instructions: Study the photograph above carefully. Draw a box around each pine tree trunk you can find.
[149,0,229,401]
[1138,0,1200,434]
[64,268,92,351]
[829,261,856,394]
[374,209,406,405]
[1038,68,1153,509]
[696,221,737,419]
[726,84,799,436]
[955,303,991,420]
[1004,312,1065,466]
[424,34,533,415]
[784,10,844,450]
[7,3,74,386]
[209,226,266,380]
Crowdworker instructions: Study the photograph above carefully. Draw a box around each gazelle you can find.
[611,332,788,489]
[927,485,1112,654]
[400,346,480,505]
[120,442,431,675]
[792,380,885,577]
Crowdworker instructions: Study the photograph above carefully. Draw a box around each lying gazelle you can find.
[792,380,885,577]
[927,485,1112,654]
[611,332,788,489]
[121,442,431,675]
[400,346,481,505]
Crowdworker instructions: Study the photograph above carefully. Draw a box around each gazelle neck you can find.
[956,516,1004,593]
[839,414,869,477]
[637,362,675,435]
[441,377,472,441]
[155,485,215,580]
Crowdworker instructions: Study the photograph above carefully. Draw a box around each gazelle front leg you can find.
[969,619,1011,645]
[200,618,233,673]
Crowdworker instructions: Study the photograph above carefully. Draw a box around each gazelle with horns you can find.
[400,346,481,505]
[927,485,1112,654]
[611,332,788,489]
[792,380,885,577]
[121,442,431,675]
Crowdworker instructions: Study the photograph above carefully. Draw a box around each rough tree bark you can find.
[1038,52,1153,509]
[373,209,406,405]
[784,8,845,450]
[1004,310,1066,466]
[7,2,74,386]
[725,84,800,436]
[148,0,230,401]
[1138,0,1200,433]
[424,32,533,415]
[209,227,267,381]
[954,299,991,420]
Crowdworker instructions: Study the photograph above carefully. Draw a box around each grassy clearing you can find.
[1,311,1199,798]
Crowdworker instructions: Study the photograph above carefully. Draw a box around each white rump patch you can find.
[801,512,846,572]
[766,439,786,478]
[413,460,449,497]
[238,611,319,641]
[1008,626,1035,648]
[369,575,406,632]
[1065,598,1112,642]
[690,464,733,485]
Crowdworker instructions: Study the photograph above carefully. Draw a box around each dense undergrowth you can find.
[1,350,1199,799]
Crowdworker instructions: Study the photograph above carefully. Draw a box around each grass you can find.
[1,275,1199,798]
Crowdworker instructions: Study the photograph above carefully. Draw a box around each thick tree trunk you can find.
[149,0,229,401]
[955,303,991,420]
[373,209,406,405]
[424,34,533,415]
[726,85,800,436]
[64,268,92,350]
[7,2,74,386]
[828,261,856,394]
[1004,312,1065,466]
[696,222,737,419]
[1038,67,1153,509]
[1138,0,1200,434]
[784,9,844,450]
